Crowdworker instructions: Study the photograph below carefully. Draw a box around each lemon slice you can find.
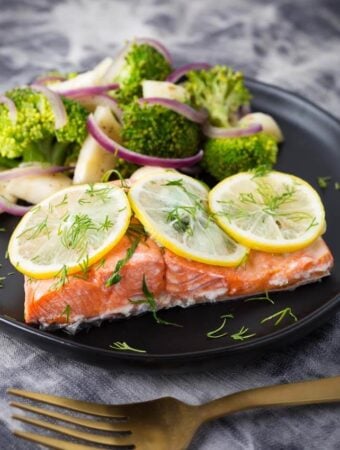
[128,171,247,266]
[9,183,131,278]
[209,171,325,252]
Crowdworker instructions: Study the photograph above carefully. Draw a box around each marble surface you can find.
[0,0,340,449]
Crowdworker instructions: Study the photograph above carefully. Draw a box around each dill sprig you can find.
[49,265,69,292]
[17,216,50,240]
[59,213,96,258]
[79,184,114,205]
[109,341,146,353]
[62,304,71,323]
[206,314,234,339]
[244,292,274,304]
[130,275,182,327]
[261,307,298,326]
[317,176,331,189]
[105,238,140,286]
[230,326,256,341]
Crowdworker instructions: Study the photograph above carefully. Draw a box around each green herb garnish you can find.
[206,314,234,339]
[105,238,140,286]
[109,341,146,353]
[230,326,256,341]
[49,265,69,292]
[244,292,274,304]
[317,176,331,189]
[261,307,298,326]
[62,304,71,323]
[130,275,182,327]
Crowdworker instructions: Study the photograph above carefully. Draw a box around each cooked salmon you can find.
[24,237,333,328]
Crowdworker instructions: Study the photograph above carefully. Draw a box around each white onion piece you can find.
[166,62,212,83]
[138,97,208,124]
[203,123,262,138]
[0,165,72,182]
[34,75,66,85]
[0,95,17,124]
[30,84,67,129]
[87,114,203,168]
[135,38,173,65]
[67,94,122,122]
[0,196,30,216]
[58,84,120,98]
[239,113,284,143]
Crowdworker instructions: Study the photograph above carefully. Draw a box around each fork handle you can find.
[198,376,340,422]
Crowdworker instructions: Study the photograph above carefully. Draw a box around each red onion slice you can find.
[30,84,67,129]
[166,63,212,83]
[135,38,173,65]
[87,114,203,168]
[0,165,72,182]
[67,94,122,122]
[203,123,262,138]
[57,84,120,98]
[0,196,30,216]
[138,97,208,124]
[0,95,17,124]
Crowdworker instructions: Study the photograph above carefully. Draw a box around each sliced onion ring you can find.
[56,84,120,98]
[0,95,17,124]
[135,38,173,65]
[67,94,122,122]
[30,84,67,129]
[166,63,212,83]
[0,165,72,182]
[138,97,208,124]
[0,196,30,216]
[87,114,203,168]
[203,123,262,138]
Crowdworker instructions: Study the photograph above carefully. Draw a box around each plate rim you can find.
[1,78,340,362]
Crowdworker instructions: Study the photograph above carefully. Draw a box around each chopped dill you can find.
[244,292,274,305]
[251,165,271,178]
[73,255,90,280]
[49,265,69,292]
[317,176,331,189]
[105,238,140,286]
[62,304,71,323]
[129,275,182,327]
[78,184,114,205]
[95,257,106,270]
[59,213,96,258]
[17,216,50,240]
[230,326,256,341]
[54,194,68,208]
[109,341,146,353]
[167,205,196,235]
[206,314,234,339]
[97,215,114,232]
[261,307,298,326]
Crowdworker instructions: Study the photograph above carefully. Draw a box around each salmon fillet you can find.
[24,237,333,329]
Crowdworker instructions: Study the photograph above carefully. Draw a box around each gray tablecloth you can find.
[0,1,339,449]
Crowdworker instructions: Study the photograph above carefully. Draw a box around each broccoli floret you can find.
[114,42,172,104]
[202,133,278,181]
[0,88,88,166]
[121,101,201,158]
[184,65,251,127]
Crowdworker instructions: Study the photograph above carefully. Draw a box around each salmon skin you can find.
[24,237,333,331]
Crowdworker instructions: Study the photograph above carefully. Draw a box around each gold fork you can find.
[8,375,340,450]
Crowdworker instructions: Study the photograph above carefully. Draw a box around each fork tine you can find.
[10,401,130,432]
[12,414,133,446]
[13,430,104,449]
[7,388,127,418]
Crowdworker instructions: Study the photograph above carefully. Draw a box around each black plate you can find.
[0,79,339,368]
